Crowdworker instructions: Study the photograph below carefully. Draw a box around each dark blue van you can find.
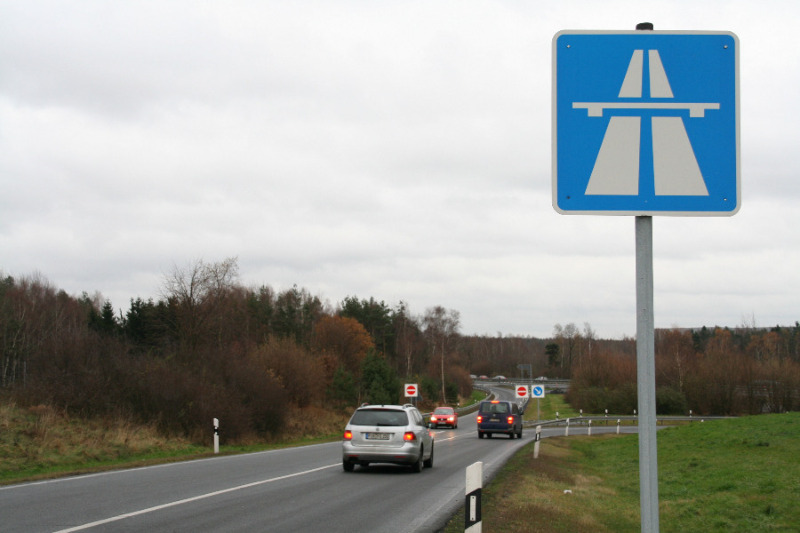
[477,400,522,439]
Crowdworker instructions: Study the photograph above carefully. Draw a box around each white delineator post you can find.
[213,418,219,454]
[534,425,542,459]
[465,462,483,532]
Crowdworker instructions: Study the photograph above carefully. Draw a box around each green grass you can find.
[443,412,800,532]
[468,389,488,405]
[524,393,580,422]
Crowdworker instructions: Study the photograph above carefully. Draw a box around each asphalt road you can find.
[1,388,635,532]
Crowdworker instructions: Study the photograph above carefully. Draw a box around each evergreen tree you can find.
[328,365,357,408]
[360,350,398,405]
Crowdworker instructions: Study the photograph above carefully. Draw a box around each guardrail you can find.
[523,414,733,429]
[473,378,571,390]
[455,389,493,417]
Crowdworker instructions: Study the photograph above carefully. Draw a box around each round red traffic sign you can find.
[516,385,528,398]
[405,383,418,397]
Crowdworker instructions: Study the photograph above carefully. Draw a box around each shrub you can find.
[656,386,688,415]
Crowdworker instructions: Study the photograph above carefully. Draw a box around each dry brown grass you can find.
[1,399,352,485]
[0,400,199,483]
[279,405,351,441]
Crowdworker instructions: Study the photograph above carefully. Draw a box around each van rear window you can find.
[480,402,509,414]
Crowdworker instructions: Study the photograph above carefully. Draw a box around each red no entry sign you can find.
[405,383,418,397]
[516,385,529,398]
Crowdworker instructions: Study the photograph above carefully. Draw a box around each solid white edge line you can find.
[1,441,341,492]
[52,463,339,532]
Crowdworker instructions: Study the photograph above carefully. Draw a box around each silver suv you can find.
[342,404,434,472]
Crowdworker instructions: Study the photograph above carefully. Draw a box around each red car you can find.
[429,407,458,429]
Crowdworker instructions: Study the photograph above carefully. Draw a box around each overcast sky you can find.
[2,1,798,339]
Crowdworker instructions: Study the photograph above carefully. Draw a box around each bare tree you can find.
[162,257,239,355]
[553,323,580,374]
[656,328,695,392]
[423,306,461,403]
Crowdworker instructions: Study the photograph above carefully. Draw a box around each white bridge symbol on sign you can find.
[573,49,718,196]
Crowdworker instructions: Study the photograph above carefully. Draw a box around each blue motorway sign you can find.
[552,31,740,215]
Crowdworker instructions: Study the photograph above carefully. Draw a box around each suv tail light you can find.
[507,416,514,424]
[343,430,353,440]
[476,415,482,423]
[403,432,416,441]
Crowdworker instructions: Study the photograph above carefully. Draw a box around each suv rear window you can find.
[350,409,409,426]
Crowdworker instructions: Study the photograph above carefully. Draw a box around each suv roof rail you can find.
[403,403,415,408]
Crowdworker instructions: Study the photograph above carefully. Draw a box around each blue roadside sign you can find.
[552,31,740,216]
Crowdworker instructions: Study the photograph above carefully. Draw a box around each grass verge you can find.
[523,393,579,422]
[0,401,348,485]
[442,412,800,532]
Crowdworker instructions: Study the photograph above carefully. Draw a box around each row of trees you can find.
[0,260,472,440]
[564,324,800,416]
[3,259,798,441]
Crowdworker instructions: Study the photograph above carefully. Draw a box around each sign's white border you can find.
[552,30,740,216]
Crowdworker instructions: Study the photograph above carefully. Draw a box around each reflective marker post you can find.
[534,425,542,459]
[465,462,482,532]
[213,418,220,454]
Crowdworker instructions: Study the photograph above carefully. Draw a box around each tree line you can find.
[2,259,798,442]
[556,322,800,416]
[0,259,471,441]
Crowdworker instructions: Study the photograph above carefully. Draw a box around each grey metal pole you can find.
[636,215,659,532]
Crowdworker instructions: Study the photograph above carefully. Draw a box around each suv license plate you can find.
[366,433,390,440]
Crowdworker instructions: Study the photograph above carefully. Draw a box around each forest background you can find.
[2,258,798,443]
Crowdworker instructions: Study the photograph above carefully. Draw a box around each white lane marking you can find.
[2,441,342,491]
[53,463,339,532]
[430,430,478,442]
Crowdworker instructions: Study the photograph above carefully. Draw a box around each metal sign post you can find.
[636,215,659,532]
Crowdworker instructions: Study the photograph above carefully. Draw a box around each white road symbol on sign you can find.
[573,49,717,197]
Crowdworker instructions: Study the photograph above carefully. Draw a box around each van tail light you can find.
[403,432,417,442]
[476,415,482,423]
[343,430,353,440]
[507,416,514,425]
